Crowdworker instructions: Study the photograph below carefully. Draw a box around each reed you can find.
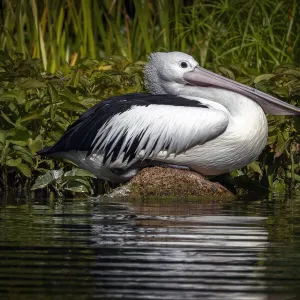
[0,0,299,72]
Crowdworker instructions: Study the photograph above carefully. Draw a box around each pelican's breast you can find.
[160,95,269,175]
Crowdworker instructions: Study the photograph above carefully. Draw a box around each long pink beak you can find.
[183,66,300,115]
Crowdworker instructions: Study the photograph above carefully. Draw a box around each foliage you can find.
[225,63,300,194]
[0,51,144,195]
[0,0,299,72]
[0,0,299,196]
[0,51,299,195]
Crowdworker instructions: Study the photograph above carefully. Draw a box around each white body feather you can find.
[157,92,268,175]
[55,90,268,181]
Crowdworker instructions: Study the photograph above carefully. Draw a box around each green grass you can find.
[1,0,299,72]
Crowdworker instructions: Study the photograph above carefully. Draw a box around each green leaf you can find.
[271,179,286,193]
[218,67,235,80]
[0,90,26,104]
[65,180,90,193]
[0,130,6,145]
[17,163,32,177]
[68,70,81,87]
[9,129,30,145]
[59,102,88,112]
[9,140,28,146]
[248,161,262,175]
[18,79,46,89]
[229,170,244,178]
[1,111,15,126]
[253,74,275,84]
[58,90,80,102]
[28,136,43,154]
[79,97,100,107]
[17,152,33,165]
[51,169,64,181]
[6,158,22,167]
[283,69,300,79]
[273,87,289,98]
[32,172,54,190]
[275,131,289,157]
[48,83,59,103]
[21,112,43,122]
[286,172,300,182]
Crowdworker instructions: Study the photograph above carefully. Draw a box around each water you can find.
[1,193,300,299]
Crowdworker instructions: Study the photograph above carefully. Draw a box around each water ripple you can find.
[0,196,300,299]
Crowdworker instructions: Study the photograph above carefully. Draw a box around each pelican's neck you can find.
[179,86,264,117]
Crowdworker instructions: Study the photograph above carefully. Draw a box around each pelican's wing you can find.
[39,93,229,166]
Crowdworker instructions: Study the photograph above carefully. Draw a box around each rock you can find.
[107,166,233,199]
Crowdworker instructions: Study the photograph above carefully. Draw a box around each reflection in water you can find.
[0,195,300,299]
[91,200,269,300]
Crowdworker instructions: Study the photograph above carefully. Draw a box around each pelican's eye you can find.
[179,61,189,68]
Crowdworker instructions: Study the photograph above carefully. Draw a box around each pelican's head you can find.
[145,51,300,115]
[144,52,199,95]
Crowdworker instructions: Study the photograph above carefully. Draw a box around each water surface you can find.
[1,193,300,299]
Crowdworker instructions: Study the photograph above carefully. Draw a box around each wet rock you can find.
[107,166,233,199]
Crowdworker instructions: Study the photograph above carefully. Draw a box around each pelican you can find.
[38,52,300,182]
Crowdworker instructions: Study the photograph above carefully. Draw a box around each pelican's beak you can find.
[183,66,300,116]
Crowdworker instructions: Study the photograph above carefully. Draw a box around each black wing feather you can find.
[38,93,208,162]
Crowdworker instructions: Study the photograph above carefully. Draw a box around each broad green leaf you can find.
[17,163,32,177]
[0,90,26,104]
[9,129,30,143]
[65,181,89,193]
[6,158,22,167]
[50,169,64,181]
[32,172,54,190]
[73,178,92,186]
[17,152,33,165]
[18,79,46,89]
